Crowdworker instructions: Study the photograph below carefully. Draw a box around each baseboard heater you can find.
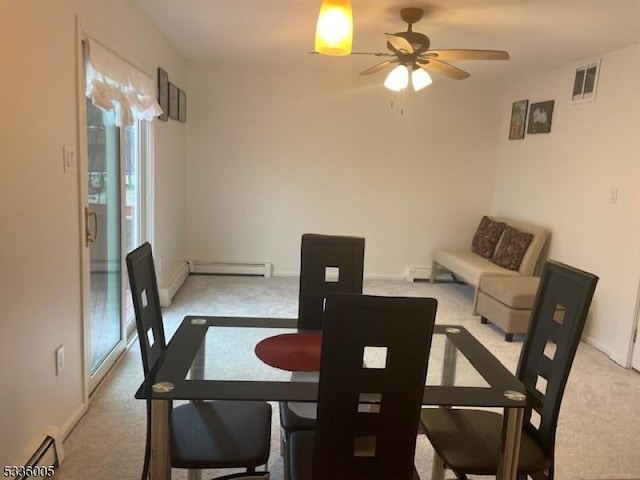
[405,265,432,282]
[188,261,273,277]
[21,435,60,479]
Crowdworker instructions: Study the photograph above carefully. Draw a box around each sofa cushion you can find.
[491,226,534,271]
[434,249,520,287]
[471,216,507,259]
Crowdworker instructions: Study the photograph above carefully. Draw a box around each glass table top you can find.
[137,316,536,409]
[187,325,489,388]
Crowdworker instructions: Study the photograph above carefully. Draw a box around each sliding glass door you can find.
[81,36,157,391]
[85,99,125,378]
[84,97,149,389]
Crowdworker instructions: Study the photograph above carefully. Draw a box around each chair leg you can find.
[280,428,285,457]
[283,446,291,480]
[187,469,202,480]
[431,453,445,480]
[281,429,291,480]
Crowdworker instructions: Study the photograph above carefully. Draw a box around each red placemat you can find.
[254,332,322,372]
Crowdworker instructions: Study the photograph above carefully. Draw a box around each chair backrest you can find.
[312,294,437,480]
[517,260,598,461]
[297,233,365,330]
[126,242,166,375]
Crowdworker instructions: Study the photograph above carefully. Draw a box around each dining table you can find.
[136,315,538,480]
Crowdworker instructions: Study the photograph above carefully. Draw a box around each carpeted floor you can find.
[56,275,640,480]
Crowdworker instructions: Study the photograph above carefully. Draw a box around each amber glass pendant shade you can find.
[314,0,353,56]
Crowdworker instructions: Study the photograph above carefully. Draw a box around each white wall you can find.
[185,58,504,277]
[0,0,186,466]
[492,44,640,364]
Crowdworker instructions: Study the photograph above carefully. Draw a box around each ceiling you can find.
[134,0,640,83]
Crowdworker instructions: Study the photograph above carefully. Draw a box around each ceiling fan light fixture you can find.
[314,0,353,56]
[384,64,409,91]
[412,67,432,91]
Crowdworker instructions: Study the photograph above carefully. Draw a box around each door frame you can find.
[76,25,131,399]
[629,278,640,371]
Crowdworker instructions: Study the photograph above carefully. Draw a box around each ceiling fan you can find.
[352,7,510,90]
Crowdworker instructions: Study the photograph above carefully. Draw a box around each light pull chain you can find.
[389,89,407,116]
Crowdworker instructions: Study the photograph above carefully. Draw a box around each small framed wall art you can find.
[527,100,554,134]
[157,67,169,121]
[178,89,187,123]
[168,82,179,120]
[508,99,528,140]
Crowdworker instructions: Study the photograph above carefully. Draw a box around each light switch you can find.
[608,187,618,204]
[55,345,65,375]
[63,145,76,172]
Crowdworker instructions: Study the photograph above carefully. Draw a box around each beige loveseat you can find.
[430,216,549,313]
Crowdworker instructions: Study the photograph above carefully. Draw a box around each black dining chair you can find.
[279,233,366,471]
[126,243,272,480]
[287,293,438,480]
[296,233,366,330]
[420,260,598,480]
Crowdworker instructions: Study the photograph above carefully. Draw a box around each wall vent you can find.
[188,261,273,277]
[571,58,600,103]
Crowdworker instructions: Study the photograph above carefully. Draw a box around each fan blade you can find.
[309,51,393,57]
[350,52,395,56]
[418,59,470,80]
[425,49,510,61]
[385,33,413,54]
[360,58,397,76]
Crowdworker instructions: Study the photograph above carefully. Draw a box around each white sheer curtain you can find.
[85,38,162,127]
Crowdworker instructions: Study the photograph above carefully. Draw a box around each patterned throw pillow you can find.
[491,226,534,271]
[471,216,507,259]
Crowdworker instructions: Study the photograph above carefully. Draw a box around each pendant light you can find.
[314,0,353,56]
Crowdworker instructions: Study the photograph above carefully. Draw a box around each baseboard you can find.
[582,335,612,358]
[159,262,190,307]
[273,270,298,277]
[272,272,404,281]
[203,269,413,282]
[365,273,405,280]
[60,403,87,444]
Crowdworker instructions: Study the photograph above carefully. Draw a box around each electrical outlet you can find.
[55,345,65,375]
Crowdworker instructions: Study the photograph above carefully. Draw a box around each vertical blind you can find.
[85,38,162,127]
